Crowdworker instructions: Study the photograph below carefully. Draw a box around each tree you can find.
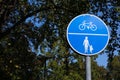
[110,55,120,80]
[89,0,120,79]
[91,59,107,80]
[0,0,90,80]
[0,0,119,80]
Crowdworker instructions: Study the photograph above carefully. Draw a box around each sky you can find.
[25,16,113,68]
[96,53,108,68]
[25,0,120,68]
[96,21,120,68]
[89,1,120,68]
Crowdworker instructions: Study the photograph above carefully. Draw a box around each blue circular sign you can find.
[66,14,110,56]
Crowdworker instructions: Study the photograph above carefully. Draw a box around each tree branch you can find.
[0,3,80,40]
[0,6,51,40]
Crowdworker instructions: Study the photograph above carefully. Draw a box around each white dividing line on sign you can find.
[68,33,108,36]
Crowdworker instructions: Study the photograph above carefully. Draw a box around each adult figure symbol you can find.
[83,36,90,53]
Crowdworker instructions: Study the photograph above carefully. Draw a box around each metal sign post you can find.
[86,56,91,80]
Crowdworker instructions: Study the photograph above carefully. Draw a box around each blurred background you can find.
[0,0,120,80]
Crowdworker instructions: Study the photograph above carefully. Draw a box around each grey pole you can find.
[86,56,91,80]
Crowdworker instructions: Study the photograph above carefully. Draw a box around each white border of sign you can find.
[66,14,110,56]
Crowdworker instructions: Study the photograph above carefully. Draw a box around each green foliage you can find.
[91,60,107,80]
[0,0,120,80]
[108,55,120,80]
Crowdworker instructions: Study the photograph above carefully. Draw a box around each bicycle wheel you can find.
[79,24,85,30]
[90,25,97,31]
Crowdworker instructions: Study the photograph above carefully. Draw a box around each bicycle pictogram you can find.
[79,21,97,31]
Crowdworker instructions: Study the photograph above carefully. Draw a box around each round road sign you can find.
[66,14,110,56]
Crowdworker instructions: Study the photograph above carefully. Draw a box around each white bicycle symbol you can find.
[79,21,97,31]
